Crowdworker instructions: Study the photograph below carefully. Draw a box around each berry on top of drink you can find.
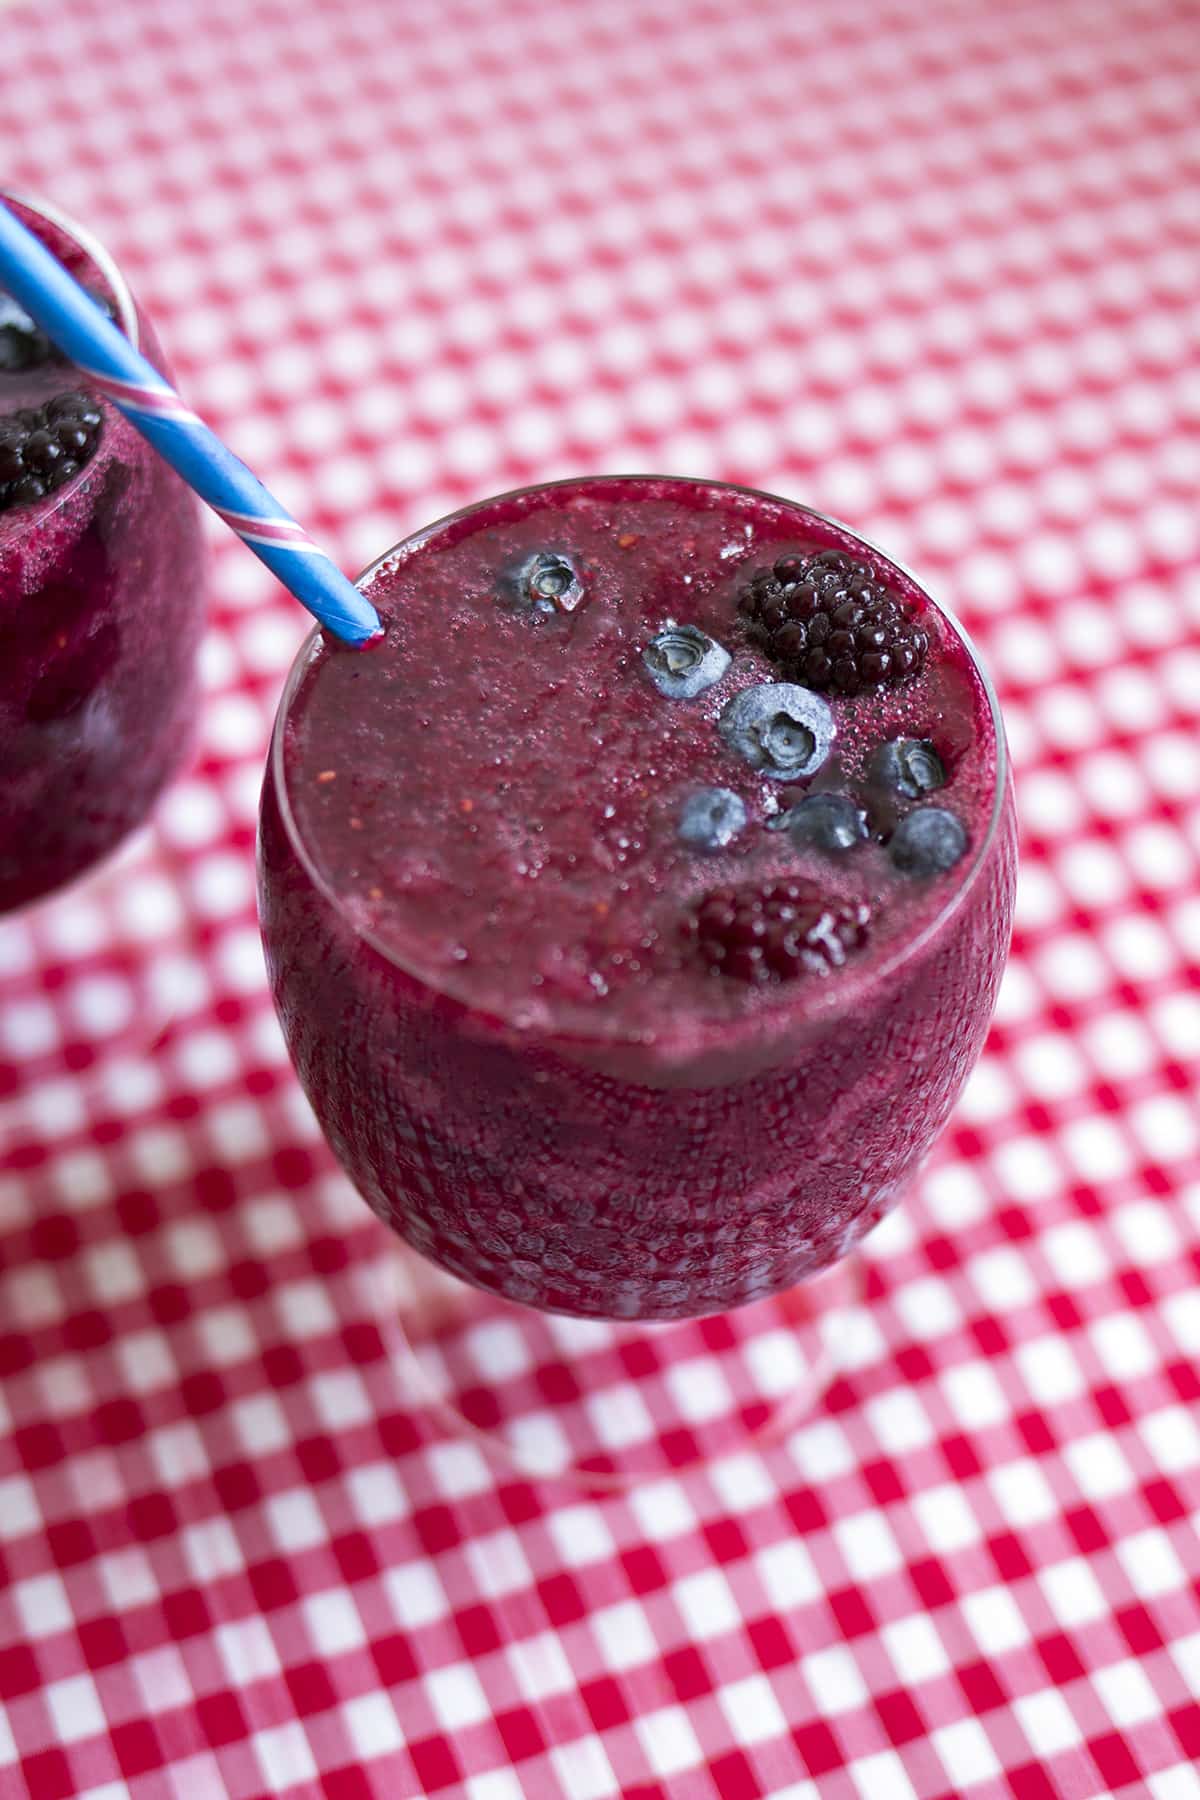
[775,791,868,855]
[642,624,731,699]
[0,391,103,512]
[0,268,122,517]
[869,737,946,800]
[683,878,871,984]
[737,547,928,696]
[506,548,587,614]
[717,682,833,781]
[889,806,968,876]
[677,787,747,852]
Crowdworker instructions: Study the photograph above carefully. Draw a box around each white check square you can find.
[850,1749,920,1800]
[634,1707,704,1778]
[46,1674,106,1744]
[254,1722,318,1790]
[506,1632,575,1702]
[755,1539,822,1609]
[547,1504,616,1568]
[343,1693,404,1758]
[1038,1557,1109,1626]
[912,1484,981,1553]
[628,1479,697,1541]
[834,1510,904,1580]
[961,1586,1030,1655]
[717,1674,788,1745]
[802,1645,868,1714]
[591,1601,656,1671]
[881,1614,950,1683]
[1013,1690,1082,1757]
[13,1573,72,1639]
[303,1588,366,1655]
[427,1662,492,1730]
[384,1560,448,1628]
[933,1718,1002,1786]
[672,1568,741,1640]
[1093,1658,1164,1727]
[548,1738,620,1800]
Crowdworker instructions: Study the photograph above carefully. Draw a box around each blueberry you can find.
[718,682,833,781]
[643,624,731,699]
[869,737,945,800]
[677,786,747,852]
[505,550,585,613]
[889,806,967,875]
[777,791,866,854]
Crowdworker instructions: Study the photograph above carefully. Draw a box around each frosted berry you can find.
[889,806,967,875]
[677,786,747,851]
[717,682,833,781]
[777,791,867,854]
[869,737,945,800]
[683,878,870,983]
[643,624,731,699]
[505,550,585,613]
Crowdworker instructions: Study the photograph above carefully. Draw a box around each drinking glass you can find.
[0,193,207,1116]
[258,477,1016,1480]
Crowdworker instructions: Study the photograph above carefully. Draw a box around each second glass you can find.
[258,475,1016,1479]
[0,194,206,1112]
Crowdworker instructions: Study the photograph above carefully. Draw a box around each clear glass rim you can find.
[268,473,1011,1047]
[1,188,141,348]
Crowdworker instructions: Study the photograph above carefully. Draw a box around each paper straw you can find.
[0,200,380,646]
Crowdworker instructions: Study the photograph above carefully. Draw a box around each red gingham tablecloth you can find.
[2,0,1200,1794]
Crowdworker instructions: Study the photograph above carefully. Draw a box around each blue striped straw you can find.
[0,200,380,646]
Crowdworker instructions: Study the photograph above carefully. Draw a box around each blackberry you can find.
[737,548,927,697]
[683,877,870,984]
[0,391,103,513]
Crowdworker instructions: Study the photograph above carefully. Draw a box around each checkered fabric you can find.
[2,0,1199,1793]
